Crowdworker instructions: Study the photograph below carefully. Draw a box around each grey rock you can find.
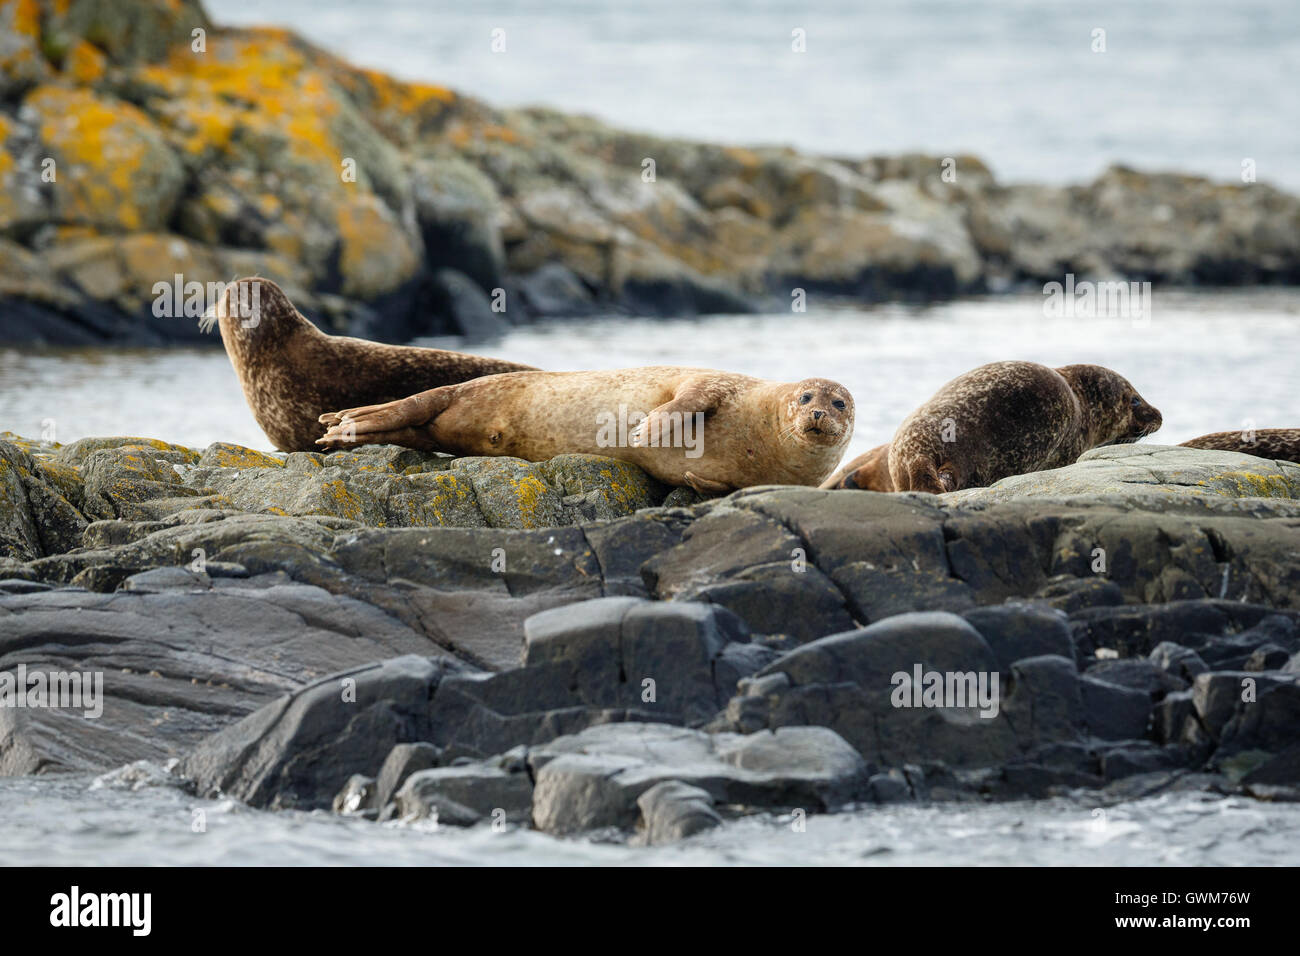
[1080,675,1152,741]
[180,655,461,809]
[529,723,866,835]
[635,780,722,845]
[373,742,444,812]
[0,580,449,775]
[1149,641,1210,682]
[393,763,533,825]
[963,604,1075,672]
[724,611,1022,769]
[332,774,377,816]
[1084,658,1188,698]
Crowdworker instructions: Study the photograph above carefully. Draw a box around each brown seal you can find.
[201,277,535,452]
[888,361,1162,493]
[316,367,855,493]
[819,442,894,491]
[1180,429,1300,464]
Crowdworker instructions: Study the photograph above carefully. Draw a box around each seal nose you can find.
[813,410,824,420]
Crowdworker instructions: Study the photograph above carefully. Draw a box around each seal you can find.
[316,367,855,493]
[200,277,535,452]
[1181,429,1300,464]
[819,442,894,491]
[888,361,1162,493]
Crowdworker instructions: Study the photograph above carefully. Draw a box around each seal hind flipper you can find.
[317,386,456,448]
[684,472,733,496]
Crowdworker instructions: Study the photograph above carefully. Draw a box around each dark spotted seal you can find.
[888,361,1162,493]
[201,277,534,452]
[1181,428,1300,464]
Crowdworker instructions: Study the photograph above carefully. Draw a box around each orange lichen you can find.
[27,85,178,231]
[63,40,107,84]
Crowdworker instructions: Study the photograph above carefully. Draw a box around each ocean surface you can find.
[3,768,1299,866]
[4,290,1298,459]
[205,0,1300,189]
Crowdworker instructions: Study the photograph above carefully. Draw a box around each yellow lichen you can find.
[63,40,107,84]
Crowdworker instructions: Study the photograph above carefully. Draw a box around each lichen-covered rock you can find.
[24,85,186,232]
[947,445,1300,504]
[4,2,1300,343]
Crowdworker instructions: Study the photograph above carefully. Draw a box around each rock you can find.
[528,723,867,836]
[4,8,1300,342]
[1149,642,1210,683]
[523,597,748,725]
[410,156,506,293]
[424,268,511,340]
[1084,658,1188,698]
[511,263,597,318]
[722,612,1023,769]
[180,655,462,809]
[332,774,377,816]
[0,578,449,775]
[1216,680,1300,756]
[25,85,186,233]
[1080,675,1152,741]
[948,444,1300,504]
[373,741,443,812]
[1099,743,1182,781]
[635,780,722,844]
[1240,745,1300,786]
[1245,644,1292,672]
[963,604,1076,672]
[393,762,533,825]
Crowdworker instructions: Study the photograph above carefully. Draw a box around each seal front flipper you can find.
[684,472,733,496]
[629,378,725,448]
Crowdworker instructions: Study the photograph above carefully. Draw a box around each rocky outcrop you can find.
[3,1,1299,346]
[948,444,1300,504]
[4,436,1300,839]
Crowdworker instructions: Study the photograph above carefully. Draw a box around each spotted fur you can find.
[888,361,1162,494]
[317,369,855,492]
[204,277,535,451]
[1180,428,1300,464]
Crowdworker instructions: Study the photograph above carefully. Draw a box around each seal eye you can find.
[1130,396,1142,408]
[832,399,846,410]
[799,393,812,405]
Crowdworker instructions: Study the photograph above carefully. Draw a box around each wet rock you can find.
[529,723,867,836]
[393,762,533,825]
[1,578,447,775]
[332,774,377,816]
[180,655,464,809]
[372,742,444,812]
[635,781,723,844]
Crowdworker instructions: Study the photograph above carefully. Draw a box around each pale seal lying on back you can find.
[885,361,1162,493]
[316,367,855,494]
[201,277,534,452]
